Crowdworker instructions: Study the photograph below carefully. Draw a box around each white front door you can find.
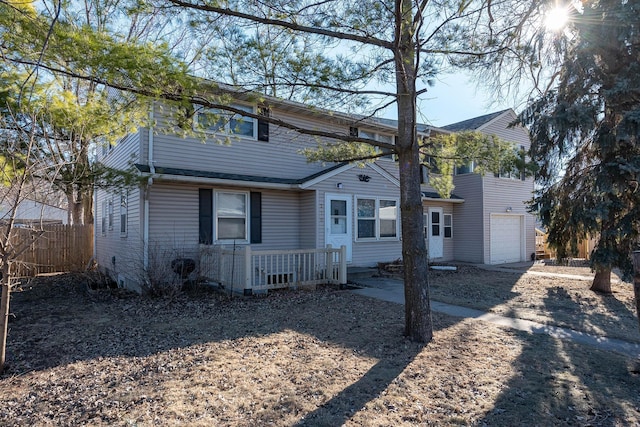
[428,207,444,259]
[325,194,352,262]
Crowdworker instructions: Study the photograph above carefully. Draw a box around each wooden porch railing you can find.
[200,245,347,294]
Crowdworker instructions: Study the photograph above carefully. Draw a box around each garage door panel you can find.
[490,215,523,264]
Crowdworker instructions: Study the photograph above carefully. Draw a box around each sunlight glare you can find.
[545,5,570,32]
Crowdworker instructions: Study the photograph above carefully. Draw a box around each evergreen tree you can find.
[519,0,640,292]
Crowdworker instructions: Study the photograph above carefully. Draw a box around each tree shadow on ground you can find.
[478,283,640,425]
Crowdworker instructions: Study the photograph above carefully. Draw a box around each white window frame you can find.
[444,213,453,239]
[107,198,114,231]
[359,130,396,160]
[120,192,128,237]
[197,103,257,139]
[214,190,249,243]
[455,161,476,175]
[355,196,399,241]
[101,201,107,235]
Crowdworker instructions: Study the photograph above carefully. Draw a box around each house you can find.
[444,109,536,264]
[0,197,68,226]
[94,92,534,292]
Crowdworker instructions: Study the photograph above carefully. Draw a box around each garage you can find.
[490,214,524,264]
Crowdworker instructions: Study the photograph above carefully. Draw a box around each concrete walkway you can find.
[350,276,640,358]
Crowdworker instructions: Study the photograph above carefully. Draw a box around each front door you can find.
[428,207,444,259]
[325,194,352,262]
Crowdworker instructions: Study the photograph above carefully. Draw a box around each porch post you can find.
[339,245,347,288]
[326,244,333,282]
[244,245,252,296]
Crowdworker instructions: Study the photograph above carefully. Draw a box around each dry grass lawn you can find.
[1,264,639,426]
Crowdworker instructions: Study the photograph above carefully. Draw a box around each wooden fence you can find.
[9,224,93,277]
[535,228,596,261]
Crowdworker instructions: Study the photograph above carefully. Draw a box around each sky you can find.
[381,71,528,128]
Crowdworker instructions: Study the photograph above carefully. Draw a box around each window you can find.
[331,200,348,234]
[101,202,107,235]
[431,210,441,237]
[357,198,375,238]
[455,161,475,175]
[356,197,398,240]
[359,130,396,160]
[197,103,256,138]
[444,214,453,238]
[120,193,128,236]
[108,199,114,231]
[216,191,248,241]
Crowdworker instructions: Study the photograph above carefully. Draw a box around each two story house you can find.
[94,93,534,292]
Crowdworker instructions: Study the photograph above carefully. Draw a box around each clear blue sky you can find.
[381,71,526,128]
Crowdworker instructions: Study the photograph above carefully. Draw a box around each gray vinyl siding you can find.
[310,163,402,267]
[150,108,344,180]
[259,190,302,250]
[95,131,144,286]
[147,182,305,251]
[99,132,142,168]
[452,174,485,263]
[299,191,317,249]
[479,111,531,149]
[422,201,455,262]
[479,111,535,263]
[482,174,536,263]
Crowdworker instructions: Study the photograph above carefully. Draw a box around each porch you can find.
[199,245,348,295]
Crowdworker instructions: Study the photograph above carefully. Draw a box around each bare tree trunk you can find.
[0,262,10,373]
[82,187,94,226]
[68,193,83,225]
[395,0,432,343]
[590,267,612,293]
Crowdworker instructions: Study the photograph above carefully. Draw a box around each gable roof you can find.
[442,109,512,132]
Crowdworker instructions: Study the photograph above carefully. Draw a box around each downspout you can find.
[143,105,155,270]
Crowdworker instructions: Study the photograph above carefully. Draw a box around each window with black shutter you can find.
[199,189,213,244]
[250,192,262,243]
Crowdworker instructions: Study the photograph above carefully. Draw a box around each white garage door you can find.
[490,214,523,264]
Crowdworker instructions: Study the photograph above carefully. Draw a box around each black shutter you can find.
[199,189,213,245]
[257,106,269,142]
[349,126,359,137]
[250,192,262,244]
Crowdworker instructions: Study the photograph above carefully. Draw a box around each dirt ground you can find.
[1,266,639,426]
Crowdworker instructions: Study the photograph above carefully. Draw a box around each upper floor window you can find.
[359,130,396,160]
[197,103,256,139]
[455,161,475,175]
